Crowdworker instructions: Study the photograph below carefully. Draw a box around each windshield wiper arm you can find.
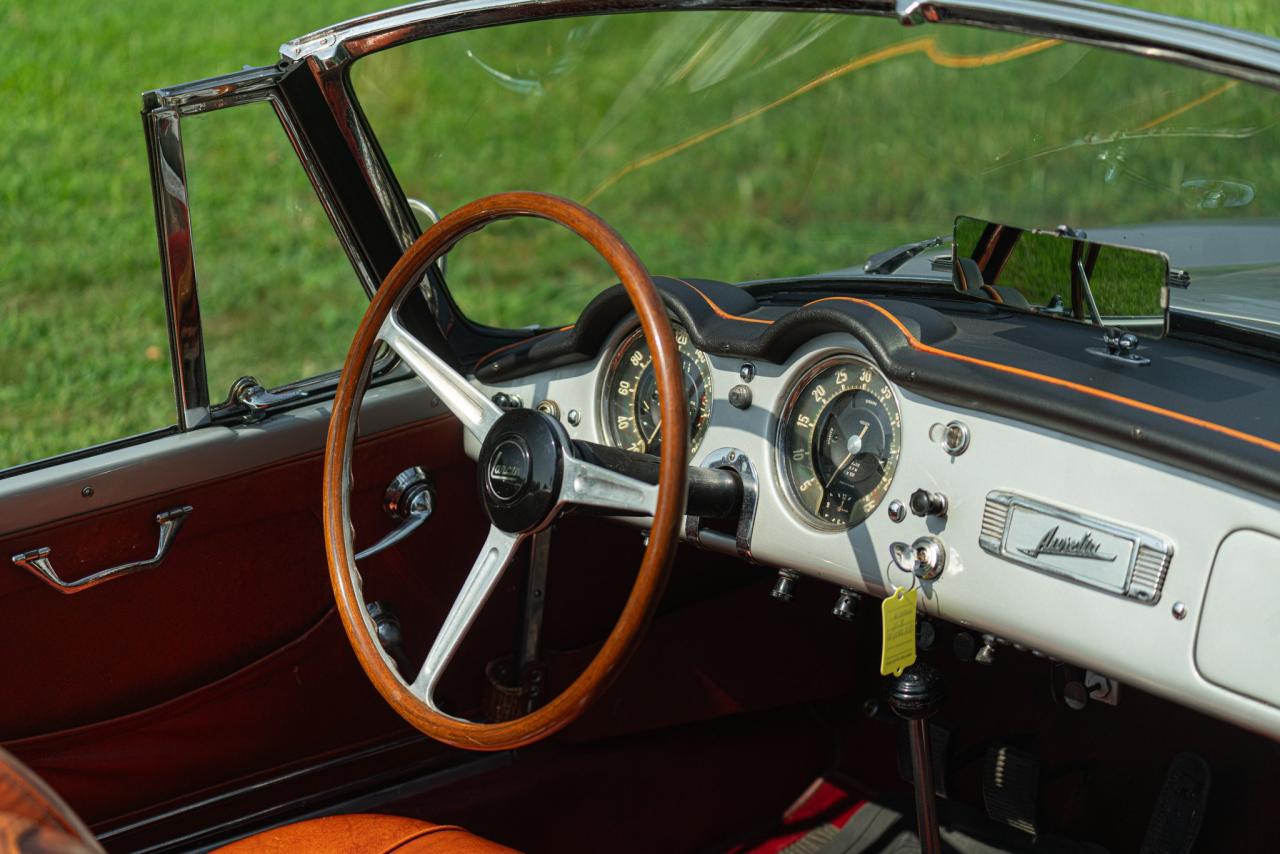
[863,235,948,275]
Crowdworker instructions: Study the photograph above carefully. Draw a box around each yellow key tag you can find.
[880,586,918,676]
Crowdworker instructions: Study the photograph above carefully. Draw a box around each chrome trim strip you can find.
[268,90,385,298]
[281,0,1280,87]
[145,109,209,429]
[145,64,285,115]
[979,490,1174,605]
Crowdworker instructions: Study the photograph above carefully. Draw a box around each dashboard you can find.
[463,276,1280,742]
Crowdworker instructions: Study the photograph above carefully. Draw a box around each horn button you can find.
[477,409,566,533]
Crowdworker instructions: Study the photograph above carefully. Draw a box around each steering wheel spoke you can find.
[560,454,659,517]
[412,525,524,707]
[379,313,502,442]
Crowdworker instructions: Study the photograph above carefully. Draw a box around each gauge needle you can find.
[822,423,869,492]
[644,417,662,450]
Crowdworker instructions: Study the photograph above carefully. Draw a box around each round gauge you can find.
[778,355,902,529]
[602,324,712,455]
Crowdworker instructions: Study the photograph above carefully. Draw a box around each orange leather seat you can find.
[0,746,516,854]
[215,814,518,853]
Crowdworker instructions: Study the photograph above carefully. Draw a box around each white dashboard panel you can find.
[473,322,1280,741]
[1196,530,1280,710]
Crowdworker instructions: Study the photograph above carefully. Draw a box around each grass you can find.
[2,0,1278,470]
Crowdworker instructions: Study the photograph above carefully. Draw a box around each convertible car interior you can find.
[4,1,1280,852]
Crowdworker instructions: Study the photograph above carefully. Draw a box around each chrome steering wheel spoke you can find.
[411,525,524,710]
[559,454,659,517]
[379,313,502,442]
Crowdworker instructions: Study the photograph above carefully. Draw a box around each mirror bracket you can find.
[1087,330,1151,367]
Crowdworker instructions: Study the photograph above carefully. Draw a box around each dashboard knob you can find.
[832,587,861,621]
[909,488,947,518]
[771,569,800,602]
[975,633,998,665]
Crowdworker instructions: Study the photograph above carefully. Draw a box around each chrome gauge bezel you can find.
[774,353,903,532]
[598,323,713,456]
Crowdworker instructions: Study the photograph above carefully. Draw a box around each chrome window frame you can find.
[143,66,390,430]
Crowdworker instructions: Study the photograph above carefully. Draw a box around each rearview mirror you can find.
[953,216,1170,336]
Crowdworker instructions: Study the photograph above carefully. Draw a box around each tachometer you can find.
[778,355,901,529]
[602,324,712,455]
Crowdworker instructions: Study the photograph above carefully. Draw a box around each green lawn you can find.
[1,0,1278,470]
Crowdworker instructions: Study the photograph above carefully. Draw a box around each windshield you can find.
[351,9,1280,335]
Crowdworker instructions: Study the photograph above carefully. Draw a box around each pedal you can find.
[1140,752,1211,854]
[982,744,1040,835]
[895,721,949,798]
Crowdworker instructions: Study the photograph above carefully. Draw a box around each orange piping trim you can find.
[671,277,773,324]
[800,296,1280,455]
[474,324,574,371]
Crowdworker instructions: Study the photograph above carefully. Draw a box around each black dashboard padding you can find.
[474,277,749,380]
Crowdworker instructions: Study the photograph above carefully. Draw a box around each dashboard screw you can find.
[567,409,581,426]
[739,363,756,383]
[81,486,94,498]
[887,499,906,523]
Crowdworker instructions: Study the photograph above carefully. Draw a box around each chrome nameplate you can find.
[1017,526,1117,563]
[980,491,1173,604]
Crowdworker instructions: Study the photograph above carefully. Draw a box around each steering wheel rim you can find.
[323,191,689,751]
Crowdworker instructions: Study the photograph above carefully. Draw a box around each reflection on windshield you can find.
[352,10,1280,334]
[584,34,1060,203]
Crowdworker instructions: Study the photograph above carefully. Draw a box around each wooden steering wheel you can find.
[323,192,689,750]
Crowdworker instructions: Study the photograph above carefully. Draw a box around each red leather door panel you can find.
[0,415,486,826]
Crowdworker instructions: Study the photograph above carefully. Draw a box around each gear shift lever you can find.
[886,662,946,854]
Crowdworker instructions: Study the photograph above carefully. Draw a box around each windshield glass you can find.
[351,9,1280,335]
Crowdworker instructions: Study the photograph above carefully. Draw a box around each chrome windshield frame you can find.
[142,0,1280,432]
[276,0,1280,327]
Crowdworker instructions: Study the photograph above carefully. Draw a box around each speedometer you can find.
[778,355,901,529]
[602,324,712,455]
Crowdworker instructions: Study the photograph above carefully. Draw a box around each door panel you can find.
[1,383,487,824]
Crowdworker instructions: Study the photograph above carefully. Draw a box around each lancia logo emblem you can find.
[486,439,530,502]
[1017,525,1117,562]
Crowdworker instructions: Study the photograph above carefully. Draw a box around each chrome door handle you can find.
[12,505,193,594]
[356,467,434,561]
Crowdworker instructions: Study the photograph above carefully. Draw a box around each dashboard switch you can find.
[771,569,799,602]
[832,587,861,621]
[909,488,948,518]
